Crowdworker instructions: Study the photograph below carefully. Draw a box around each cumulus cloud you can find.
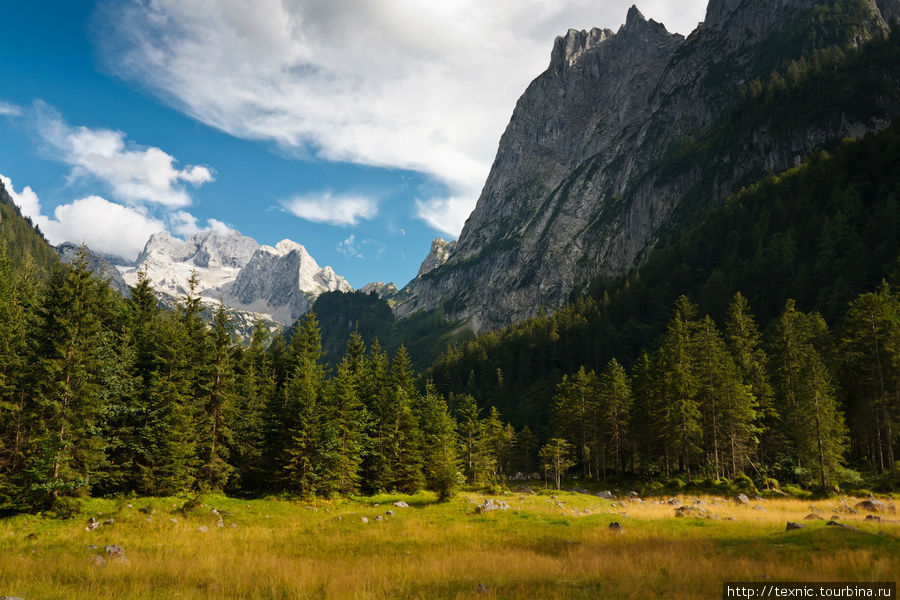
[1,174,165,261]
[282,191,378,226]
[0,101,22,117]
[33,101,213,208]
[95,0,706,235]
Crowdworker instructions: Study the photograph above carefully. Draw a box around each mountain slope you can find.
[395,0,900,331]
[427,123,900,433]
[0,179,60,278]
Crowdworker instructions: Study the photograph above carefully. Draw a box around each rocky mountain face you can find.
[56,242,131,297]
[122,231,351,325]
[394,0,900,330]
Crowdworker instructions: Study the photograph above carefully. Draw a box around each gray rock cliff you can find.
[394,0,899,330]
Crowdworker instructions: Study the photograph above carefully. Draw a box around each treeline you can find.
[0,249,538,512]
[546,289,899,491]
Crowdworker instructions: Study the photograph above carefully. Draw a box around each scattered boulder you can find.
[628,491,640,499]
[752,505,767,511]
[855,499,886,513]
[360,517,369,524]
[786,522,805,531]
[725,517,737,521]
[608,522,624,533]
[693,499,708,506]
[675,506,702,518]
[103,518,114,526]
[864,515,882,522]
[596,491,613,500]
[90,555,107,568]
[517,486,536,495]
[385,510,394,516]
[476,583,490,595]
[169,518,178,524]
[572,487,590,495]
[104,545,126,562]
[511,472,526,481]
[139,507,154,515]
[666,497,680,505]
[733,494,750,505]
[830,515,841,520]
[752,494,763,501]
[375,515,385,522]
[475,498,510,514]
[197,526,209,533]
[805,513,824,520]
[0,596,25,600]
[826,520,856,529]
[392,501,410,508]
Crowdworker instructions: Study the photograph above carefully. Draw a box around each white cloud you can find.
[336,234,386,259]
[95,0,707,235]
[336,234,361,258]
[206,218,236,234]
[282,192,378,226]
[33,101,213,208]
[0,101,22,117]
[169,210,201,236]
[1,174,165,262]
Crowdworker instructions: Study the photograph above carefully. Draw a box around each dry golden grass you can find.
[0,491,897,599]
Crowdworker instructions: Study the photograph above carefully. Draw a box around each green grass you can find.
[0,491,897,599]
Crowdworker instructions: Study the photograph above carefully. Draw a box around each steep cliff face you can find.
[394,0,900,330]
[230,240,352,324]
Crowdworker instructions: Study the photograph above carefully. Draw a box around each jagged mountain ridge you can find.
[123,230,352,325]
[56,242,131,297]
[394,0,900,331]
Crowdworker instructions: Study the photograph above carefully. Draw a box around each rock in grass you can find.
[855,499,886,513]
[475,498,509,514]
[608,522,624,533]
[865,515,882,522]
[361,517,369,524]
[1,596,26,599]
[105,545,126,562]
[103,518,114,526]
[392,501,410,508]
[786,522,805,531]
[733,494,750,505]
[90,555,107,568]
[385,510,394,516]
[805,513,824,520]
[595,491,613,499]
[826,520,856,530]
[476,583,489,594]
[375,516,385,522]
[197,526,209,533]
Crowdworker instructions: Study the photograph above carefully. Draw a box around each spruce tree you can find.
[232,319,274,492]
[840,283,898,473]
[772,300,848,489]
[539,438,575,490]
[419,381,461,501]
[552,367,600,479]
[598,358,632,477]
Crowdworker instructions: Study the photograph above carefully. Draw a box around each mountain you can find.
[122,230,352,325]
[0,179,60,278]
[56,242,130,297]
[394,0,900,331]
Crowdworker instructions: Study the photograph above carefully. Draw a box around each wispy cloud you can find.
[33,101,213,208]
[282,191,378,226]
[95,0,706,235]
[0,101,22,117]
[336,234,386,259]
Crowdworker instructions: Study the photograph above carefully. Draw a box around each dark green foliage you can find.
[0,180,60,280]
[313,290,474,371]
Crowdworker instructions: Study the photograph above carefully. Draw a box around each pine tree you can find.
[232,320,274,492]
[24,250,113,508]
[772,300,848,489]
[725,292,776,471]
[552,367,600,479]
[390,346,425,493]
[419,381,461,501]
[598,358,632,477]
[196,303,237,491]
[361,340,394,492]
[456,394,486,483]
[840,282,899,473]
[283,312,327,496]
[657,296,702,480]
[322,340,368,495]
[539,438,575,490]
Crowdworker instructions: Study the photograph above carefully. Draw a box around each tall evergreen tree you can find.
[540,438,575,490]
[840,282,899,473]
[419,381,461,501]
[598,358,632,477]
[552,367,600,479]
[772,300,848,489]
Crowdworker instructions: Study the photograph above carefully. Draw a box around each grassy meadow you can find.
[1,489,898,599]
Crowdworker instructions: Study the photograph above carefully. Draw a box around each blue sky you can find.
[0,0,706,289]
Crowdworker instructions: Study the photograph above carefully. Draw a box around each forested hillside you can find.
[0,180,59,279]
